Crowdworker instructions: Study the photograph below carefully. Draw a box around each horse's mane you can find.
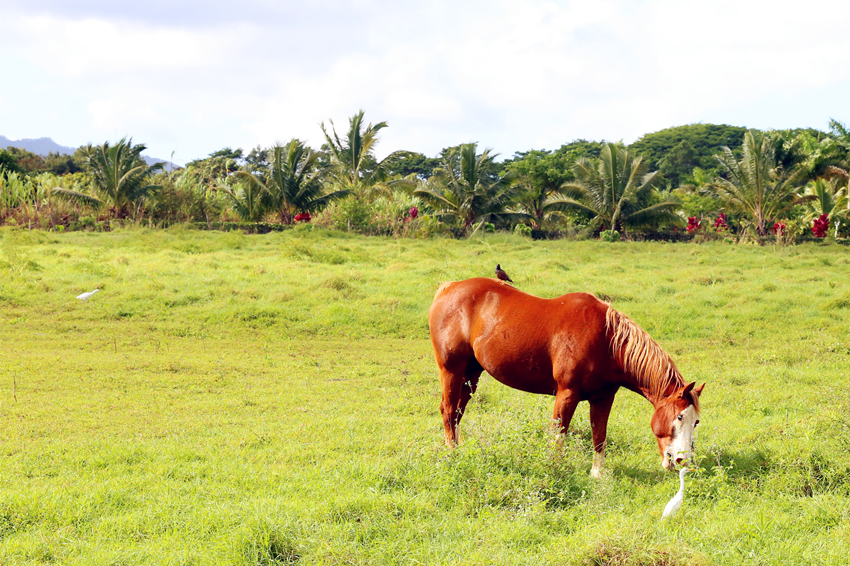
[605,306,696,408]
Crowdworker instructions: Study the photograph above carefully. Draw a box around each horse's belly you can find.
[488,369,558,395]
[475,345,558,395]
[470,312,564,396]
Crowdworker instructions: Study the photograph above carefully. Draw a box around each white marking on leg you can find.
[591,450,605,478]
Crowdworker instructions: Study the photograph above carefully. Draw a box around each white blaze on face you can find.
[668,405,699,466]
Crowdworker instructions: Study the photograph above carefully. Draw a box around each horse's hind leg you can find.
[439,366,464,446]
[552,388,580,436]
[457,357,482,423]
[439,357,482,446]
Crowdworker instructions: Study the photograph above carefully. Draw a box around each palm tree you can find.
[414,143,524,234]
[707,131,811,236]
[54,138,163,219]
[216,175,267,223]
[320,110,412,198]
[555,142,680,235]
[798,177,848,237]
[791,130,843,183]
[828,119,850,213]
[505,150,580,229]
[512,183,583,229]
[233,139,349,225]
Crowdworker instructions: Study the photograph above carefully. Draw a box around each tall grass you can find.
[0,227,848,564]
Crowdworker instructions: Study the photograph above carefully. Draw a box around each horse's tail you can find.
[605,306,683,402]
[429,281,456,323]
[433,281,454,300]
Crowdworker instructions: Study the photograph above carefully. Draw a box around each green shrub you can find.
[600,229,620,242]
[318,196,372,232]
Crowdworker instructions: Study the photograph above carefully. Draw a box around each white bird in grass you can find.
[662,467,695,519]
[76,289,100,301]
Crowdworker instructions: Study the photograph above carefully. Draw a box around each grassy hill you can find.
[1,226,849,564]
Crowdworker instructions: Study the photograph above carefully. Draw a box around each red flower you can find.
[294,212,312,223]
[812,214,829,238]
[408,206,419,219]
[686,216,701,233]
[772,221,786,236]
[714,213,729,231]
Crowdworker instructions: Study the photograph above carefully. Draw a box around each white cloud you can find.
[88,97,161,131]
[14,16,235,77]
[1,0,848,162]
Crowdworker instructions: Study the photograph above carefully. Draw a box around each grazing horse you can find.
[428,278,704,476]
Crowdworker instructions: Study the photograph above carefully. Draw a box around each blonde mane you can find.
[605,306,693,406]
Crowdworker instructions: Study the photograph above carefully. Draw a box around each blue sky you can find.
[2,0,848,164]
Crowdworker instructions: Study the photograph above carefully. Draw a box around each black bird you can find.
[495,264,513,284]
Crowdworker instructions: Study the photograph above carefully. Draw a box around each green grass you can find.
[1,225,849,565]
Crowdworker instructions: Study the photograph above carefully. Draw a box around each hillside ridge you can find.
[0,135,177,169]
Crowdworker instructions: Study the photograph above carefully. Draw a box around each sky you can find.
[2,0,849,165]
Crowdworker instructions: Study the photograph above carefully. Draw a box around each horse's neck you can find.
[624,372,682,407]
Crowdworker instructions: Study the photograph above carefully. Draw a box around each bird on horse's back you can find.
[428,277,704,476]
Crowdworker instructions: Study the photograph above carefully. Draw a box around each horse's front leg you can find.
[588,393,617,478]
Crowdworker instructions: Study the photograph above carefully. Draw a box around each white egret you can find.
[76,289,100,300]
[662,467,694,519]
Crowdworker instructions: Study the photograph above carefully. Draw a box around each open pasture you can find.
[1,227,849,565]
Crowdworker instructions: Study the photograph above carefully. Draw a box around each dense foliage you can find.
[414,143,523,234]
[628,124,748,186]
[708,131,810,236]
[557,142,681,235]
[2,115,849,241]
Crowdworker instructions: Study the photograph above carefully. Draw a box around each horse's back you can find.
[428,278,610,378]
[430,277,607,329]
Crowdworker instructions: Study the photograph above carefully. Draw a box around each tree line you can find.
[1,112,848,241]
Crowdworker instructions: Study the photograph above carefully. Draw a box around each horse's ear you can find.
[693,382,705,397]
[679,382,696,398]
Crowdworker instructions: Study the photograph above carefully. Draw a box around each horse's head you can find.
[651,381,705,470]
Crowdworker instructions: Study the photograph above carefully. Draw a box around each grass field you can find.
[1,226,849,565]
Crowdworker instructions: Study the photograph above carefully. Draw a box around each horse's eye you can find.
[677,414,683,421]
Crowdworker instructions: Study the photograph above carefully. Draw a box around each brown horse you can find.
[428,277,704,476]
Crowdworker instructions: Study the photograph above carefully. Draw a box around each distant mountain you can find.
[0,135,177,169]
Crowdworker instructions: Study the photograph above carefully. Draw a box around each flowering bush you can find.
[811,214,829,238]
[402,206,419,223]
[714,213,729,231]
[772,221,786,237]
[294,212,312,223]
[686,216,701,233]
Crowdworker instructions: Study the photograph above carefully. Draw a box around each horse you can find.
[428,277,704,477]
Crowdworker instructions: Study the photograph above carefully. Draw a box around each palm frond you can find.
[623,200,683,227]
[52,188,104,208]
[541,197,599,217]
